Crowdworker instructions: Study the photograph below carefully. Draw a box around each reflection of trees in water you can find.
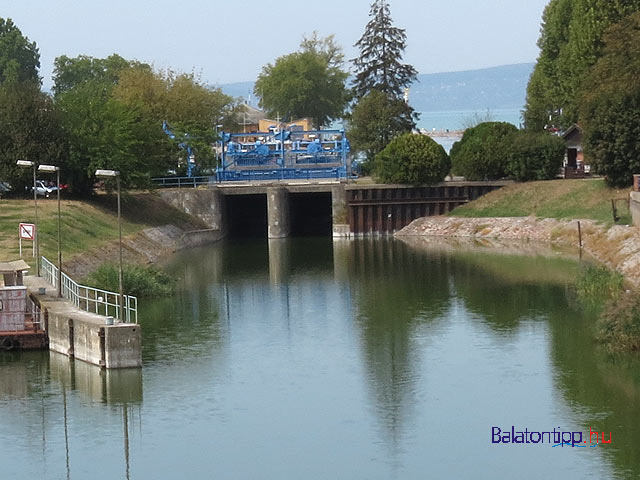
[347,239,452,448]
[399,239,640,477]
[140,241,230,363]
[547,306,640,478]
[450,258,573,333]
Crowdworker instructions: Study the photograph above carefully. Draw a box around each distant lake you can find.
[417,108,523,132]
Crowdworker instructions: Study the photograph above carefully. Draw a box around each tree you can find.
[580,12,640,187]
[374,133,450,185]
[254,35,348,128]
[506,131,565,181]
[351,0,417,100]
[53,54,237,190]
[450,122,517,180]
[0,83,65,192]
[114,68,238,173]
[52,53,141,96]
[524,0,640,131]
[57,79,157,194]
[0,17,40,85]
[347,89,416,169]
[300,31,344,69]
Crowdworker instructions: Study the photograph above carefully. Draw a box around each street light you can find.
[95,169,124,321]
[16,159,40,276]
[39,165,61,297]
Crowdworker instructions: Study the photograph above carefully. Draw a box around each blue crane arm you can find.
[162,120,176,139]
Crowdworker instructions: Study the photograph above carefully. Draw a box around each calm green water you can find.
[2,238,640,479]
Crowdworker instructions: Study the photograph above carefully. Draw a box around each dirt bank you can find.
[397,216,640,288]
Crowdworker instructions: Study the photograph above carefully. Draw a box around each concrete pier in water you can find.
[25,276,141,369]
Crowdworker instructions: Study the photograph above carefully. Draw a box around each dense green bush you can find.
[506,131,566,181]
[86,263,176,298]
[450,122,517,180]
[373,133,450,185]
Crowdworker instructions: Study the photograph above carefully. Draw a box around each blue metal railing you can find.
[215,167,346,182]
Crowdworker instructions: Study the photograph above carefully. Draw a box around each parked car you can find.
[31,180,58,198]
[0,181,11,198]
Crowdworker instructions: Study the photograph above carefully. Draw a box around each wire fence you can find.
[41,257,138,323]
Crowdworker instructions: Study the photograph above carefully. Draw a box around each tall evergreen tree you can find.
[351,0,417,100]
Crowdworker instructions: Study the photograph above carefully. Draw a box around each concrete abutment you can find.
[158,181,508,239]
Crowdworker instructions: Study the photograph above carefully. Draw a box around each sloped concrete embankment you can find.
[64,225,223,280]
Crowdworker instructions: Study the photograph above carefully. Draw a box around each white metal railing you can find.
[41,257,138,323]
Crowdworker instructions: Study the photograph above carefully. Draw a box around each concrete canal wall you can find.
[26,277,141,369]
[158,181,508,238]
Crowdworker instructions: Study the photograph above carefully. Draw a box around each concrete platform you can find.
[24,276,142,369]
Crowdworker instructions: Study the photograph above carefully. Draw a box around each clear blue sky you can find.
[5,0,550,89]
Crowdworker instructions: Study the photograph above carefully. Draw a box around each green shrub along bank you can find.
[506,132,566,182]
[450,122,565,182]
[575,265,640,354]
[373,133,450,185]
[85,263,176,298]
[598,294,640,353]
[450,122,517,180]
[576,265,625,309]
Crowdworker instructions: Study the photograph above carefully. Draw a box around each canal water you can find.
[1,237,640,479]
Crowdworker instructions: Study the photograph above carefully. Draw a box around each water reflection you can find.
[48,352,143,405]
[0,351,141,480]
[3,237,640,478]
[548,306,640,478]
[398,235,640,479]
[345,239,453,447]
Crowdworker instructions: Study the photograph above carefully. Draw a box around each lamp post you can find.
[39,165,61,297]
[95,169,124,321]
[16,160,40,276]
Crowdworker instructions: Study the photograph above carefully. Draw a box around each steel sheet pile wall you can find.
[347,184,500,235]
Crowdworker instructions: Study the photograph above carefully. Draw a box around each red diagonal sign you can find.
[19,223,35,240]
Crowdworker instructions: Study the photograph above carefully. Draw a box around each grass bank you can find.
[0,193,205,271]
[449,178,631,226]
[576,265,640,353]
